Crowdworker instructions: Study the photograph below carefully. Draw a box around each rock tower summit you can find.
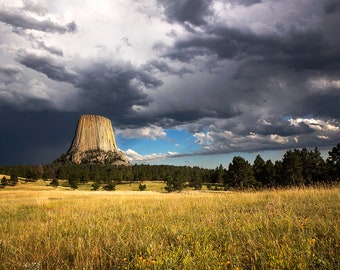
[69,115,117,153]
[56,114,129,165]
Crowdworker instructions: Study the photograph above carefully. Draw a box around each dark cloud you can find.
[0,107,79,165]
[76,61,163,122]
[189,113,340,156]
[148,0,340,155]
[160,109,227,125]
[157,0,212,26]
[324,1,340,14]
[17,52,77,83]
[162,25,340,71]
[142,59,193,76]
[230,0,262,6]
[0,65,21,82]
[0,8,77,33]
[199,110,315,137]
[297,92,340,118]
[256,120,314,138]
[161,26,275,60]
[14,52,164,124]
[25,33,64,56]
[35,40,64,56]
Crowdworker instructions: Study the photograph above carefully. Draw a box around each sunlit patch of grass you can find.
[0,187,339,269]
[115,181,166,192]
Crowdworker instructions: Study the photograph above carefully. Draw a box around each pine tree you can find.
[68,173,79,190]
[190,169,202,190]
[282,150,304,186]
[165,170,185,192]
[253,154,266,185]
[264,160,276,187]
[327,143,340,182]
[228,156,257,188]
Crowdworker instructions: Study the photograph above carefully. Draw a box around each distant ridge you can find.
[55,114,129,165]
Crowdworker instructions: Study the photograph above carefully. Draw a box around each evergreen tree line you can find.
[0,143,339,191]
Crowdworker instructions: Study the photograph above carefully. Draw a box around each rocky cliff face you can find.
[56,115,129,165]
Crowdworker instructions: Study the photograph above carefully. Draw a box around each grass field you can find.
[0,181,339,269]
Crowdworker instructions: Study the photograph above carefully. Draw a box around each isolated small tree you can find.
[103,181,116,191]
[165,171,185,192]
[1,176,8,186]
[68,174,79,190]
[69,180,78,190]
[139,183,147,191]
[92,181,101,191]
[50,178,59,187]
[9,174,18,186]
[164,174,176,192]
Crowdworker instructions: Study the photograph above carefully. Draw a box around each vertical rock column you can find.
[69,115,118,153]
[63,114,128,164]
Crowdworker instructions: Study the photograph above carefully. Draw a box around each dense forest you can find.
[1,143,339,191]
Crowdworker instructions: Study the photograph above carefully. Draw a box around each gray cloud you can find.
[157,0,212,26]
[188,113,340,156]
[150,0,340,135]
[161,25,340,72]
[296,92,340,119]
[76,61,163,121]
[35,40,64,56]
[25,33,64,56]
[229,0,262,6]
[22,0,48,15]
[0,8,77,33]
[0,65,21,81]
[324,1,340,14]
[15,51,164,123]
[142,59,193,76]
[17,52,77,83]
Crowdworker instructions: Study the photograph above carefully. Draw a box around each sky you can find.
[0,0,340,168]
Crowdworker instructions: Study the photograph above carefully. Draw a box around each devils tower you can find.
[56,115,129,165]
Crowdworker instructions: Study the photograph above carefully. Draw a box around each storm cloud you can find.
[157,0,213,26]
[17,52,78,83]
[0,8,76,33]
[0,0,340,165]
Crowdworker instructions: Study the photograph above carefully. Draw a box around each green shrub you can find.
[103,181,116,191]
[50,178,59,187]
[139,183,147,191]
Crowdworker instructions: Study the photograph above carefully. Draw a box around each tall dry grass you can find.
[0,187,339,269]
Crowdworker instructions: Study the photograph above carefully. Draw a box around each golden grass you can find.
[0,185,339,269]
[115,181,166,192]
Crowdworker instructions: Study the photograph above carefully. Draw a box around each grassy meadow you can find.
[0,181,339,269]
